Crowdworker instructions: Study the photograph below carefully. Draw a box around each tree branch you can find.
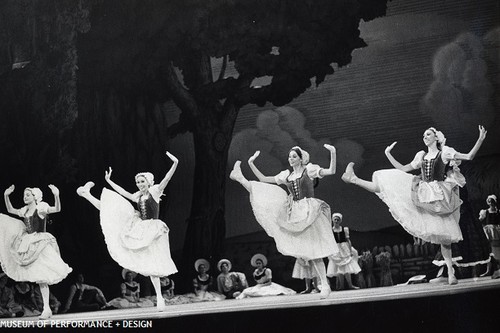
[217,55,227,82]
[161,61,198,119]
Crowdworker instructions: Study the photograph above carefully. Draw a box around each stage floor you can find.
[2,276,500,324]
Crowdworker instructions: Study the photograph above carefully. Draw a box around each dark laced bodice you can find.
[23,209,46,234]
[285,170,315,201]
[484,210,500,226]
[420,151,450,182]
[136,194,159,220]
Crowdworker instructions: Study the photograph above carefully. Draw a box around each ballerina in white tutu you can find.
[236,254,296,299]
[1,185,72,319]
[341,125,487,285]
[230,144,340,298]
[76,151,178,311]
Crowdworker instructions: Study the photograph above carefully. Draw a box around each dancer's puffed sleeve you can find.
[479,209,487,221]
[410,150,426,169]
[16,206,27,218]
[441,146,465,186]
[306,163,324,179]
[148,185,163,203]
[274,170,290,185]
[441,146,459,164]
[36,202,50,216]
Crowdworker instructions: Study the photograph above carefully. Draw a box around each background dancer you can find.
[479,194,500,278]
[76,151,178,311]
[230,144,340,298]
[327,213,361,290]
[341,125,487,285]
[1,185,72,319]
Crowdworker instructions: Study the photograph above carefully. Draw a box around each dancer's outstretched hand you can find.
[323,144,336,153]
[4,185,15,196]
[248,151,260,164]
[166,151,178,163]
[104,167,113,182]
[385,142,397,154]
[48,184,59,196]
[478,125,487,141]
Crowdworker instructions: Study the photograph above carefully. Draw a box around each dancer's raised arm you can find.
[104,167,135,201]
[453,125,487,161]
[157,151,178,193]
[384,142,416,172]
[3,185,17,214]
[46,185,61,214]
[318,144,337,177]
[248,151,276,184]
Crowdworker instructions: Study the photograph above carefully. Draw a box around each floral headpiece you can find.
[290,146,310,165]
[135,172,154,186]
[427,127,446,146]
[332,213,343,221]
[25,187,43,203]
[487,194,497,204]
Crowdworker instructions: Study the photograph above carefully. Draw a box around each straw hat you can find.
[250,253,267,267]
[217,259,232,272]
[121,269,137,280]
[194,258,210,272]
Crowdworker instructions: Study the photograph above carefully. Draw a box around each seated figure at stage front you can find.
[61,273,107,313]
[216,259,248,299]
[108,269,154,309]
[236,254,296,299]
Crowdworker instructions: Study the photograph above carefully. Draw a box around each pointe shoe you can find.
[76,181,95,196]
[491,269,500,279]
[156,297,166,312]
[39,308,52,320]
[229,161,244,182]
[341,162,358,184]
[429,276,447,284]
[448,274,458,285]
[299,288,312,294]
[319,286,331,299]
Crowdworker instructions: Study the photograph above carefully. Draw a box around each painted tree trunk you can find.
[180,104,238,288]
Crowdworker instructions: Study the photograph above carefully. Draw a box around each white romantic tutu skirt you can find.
[327,244,361,276]
[99,189,177,277]
[0,214,72,284]
[238,282,296,298]
[373,169,462,244]
[249,181,339,260]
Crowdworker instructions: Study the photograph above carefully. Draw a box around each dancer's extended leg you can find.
[76,182,100,210]
[39,283,52,319]
[341,162,380,193]
[441,244,458,285]
[150,276,166,311]
[230,161,251,192]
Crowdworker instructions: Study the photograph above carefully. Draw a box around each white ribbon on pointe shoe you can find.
[319,285,331,299]
[76,181,95,196]
[39,309,52,320]
[229,161,244,182]
[157,297,166,312]
[341,163,358,184]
